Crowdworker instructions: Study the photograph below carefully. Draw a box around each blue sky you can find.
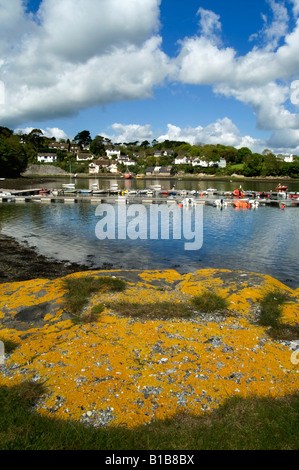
[1,0,299,153]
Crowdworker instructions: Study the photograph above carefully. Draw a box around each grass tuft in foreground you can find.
[62,276,126,322]
[258,290,299,340]
[191,291,229,313]
[0,382,298,450]
[107,301,194,320]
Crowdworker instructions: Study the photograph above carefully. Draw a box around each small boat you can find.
[136,174,144,179]
[207,188,218,194]
[78,189,92,195]
[214,199,228,207]
[51,189,64,196]
[92,189,107,195]
[39,189,50,195]
[248,200,259,208]
[63,189,77,194]
[124,167,133,179]
[182,197,196,206]
[233,199,249,209]
[0,192,15,201]
[62,183,76,190]
[233,189,245,198]
[276,184,288,192]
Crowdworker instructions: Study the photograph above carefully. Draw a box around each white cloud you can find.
[250,0,289,50]
[14,126,68,140]
[173,1,299,152]
[157,118,264,151]
[196,7,222,45]
[37,0,161,62]
[0,0,169,127]
[102,123,153,143]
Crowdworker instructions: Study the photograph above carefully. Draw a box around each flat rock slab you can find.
[0,269,298,429]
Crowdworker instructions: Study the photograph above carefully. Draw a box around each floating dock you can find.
[0,188,298,208]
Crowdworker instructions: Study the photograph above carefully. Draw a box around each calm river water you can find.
[0,177,298,287]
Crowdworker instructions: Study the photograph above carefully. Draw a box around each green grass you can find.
[106,292,230,321]
[0,381,298,450]
[258,290,299,340]
[0,338,19,354]
[107,301,194,320]
[191,291,229,313]
[62,276,126,322]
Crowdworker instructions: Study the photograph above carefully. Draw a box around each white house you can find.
[154,150,174,157]
[37,153,57,163]
[106,149,121,159]
[192,158,208,167]
[89,159,110,174]
[117,155,136,166]
[276,154,294,163]
[218,158,227,168]
[109,163,118,173]
[175,156,189,164]
[76,153,94,162]
[48,142,69,151]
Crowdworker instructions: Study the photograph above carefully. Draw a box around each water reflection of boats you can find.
[149,184,162,191]
[109,183,120,194]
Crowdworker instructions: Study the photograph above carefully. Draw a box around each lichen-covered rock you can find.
[0,269,298,429]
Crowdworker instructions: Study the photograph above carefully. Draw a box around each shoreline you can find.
[0,233,92,284]
[20,174,299,182]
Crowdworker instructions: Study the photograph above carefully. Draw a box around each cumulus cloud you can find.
[0,0,170,127]
[196,7,222,45]
[102,123,153,143]
[1,0,299,154]
[157,118,264,151]
[173,0,299,152]
[14,126,68,140]
[250,0,289,50]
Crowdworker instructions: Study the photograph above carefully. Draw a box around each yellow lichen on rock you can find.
[0,269,298,429]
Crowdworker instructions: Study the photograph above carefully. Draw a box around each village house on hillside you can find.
[89,159,110,174]
[48,142,69,151]
[76,153,94,162]
[70,144,80,153]
[37,153,57,163]
[276,154,294,163]
[117,155,136,166]
[106,148,121,159]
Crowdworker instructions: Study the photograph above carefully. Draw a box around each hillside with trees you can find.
[0,126,298,178]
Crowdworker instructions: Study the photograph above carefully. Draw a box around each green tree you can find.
[0,134,29,177]
[90,135,105,156]
[74,130,92,148]
[243,153,264,176]
[262,154,283,176]
[236,147,252,164]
